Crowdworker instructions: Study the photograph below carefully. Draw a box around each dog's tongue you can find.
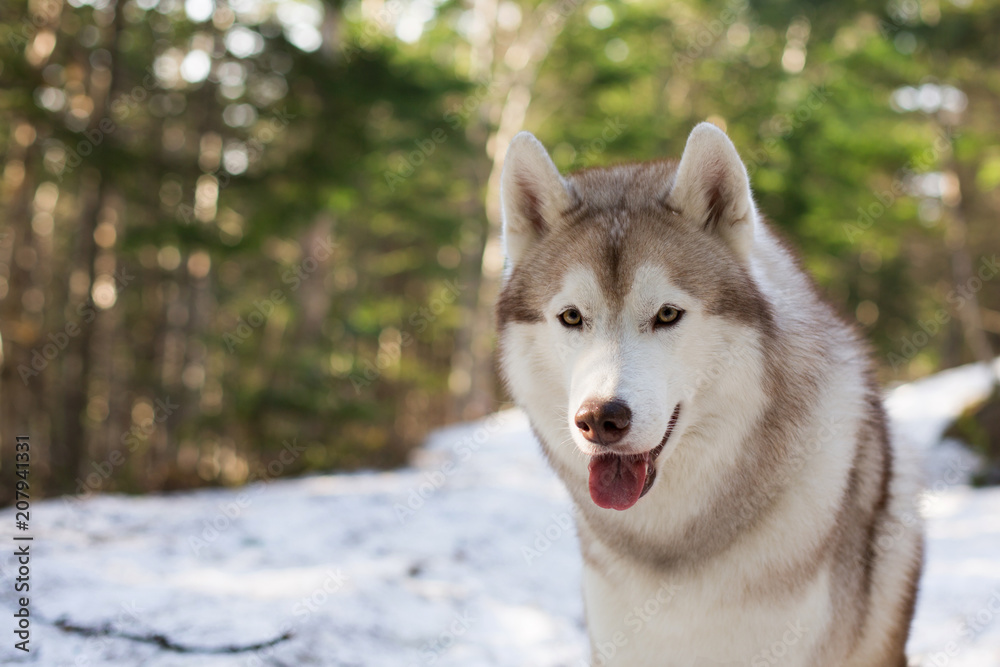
[588,453,649,511]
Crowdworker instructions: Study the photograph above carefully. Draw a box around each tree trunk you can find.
[0,140,44,503]
[945,162,994,367]
[449,0,572,419]
[58,0,128,490]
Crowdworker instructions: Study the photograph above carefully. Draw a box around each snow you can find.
[1,360,999,666]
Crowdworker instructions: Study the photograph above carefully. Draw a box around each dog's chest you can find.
[580,557,833,666]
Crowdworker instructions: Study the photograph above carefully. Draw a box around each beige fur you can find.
[495,124,923,666]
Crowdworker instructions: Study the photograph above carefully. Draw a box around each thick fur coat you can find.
[494,123,923,666]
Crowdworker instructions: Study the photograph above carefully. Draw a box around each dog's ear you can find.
[668,123,756,257]
[500,132,573,270]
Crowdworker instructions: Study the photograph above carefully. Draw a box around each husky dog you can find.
[495,123,923,666]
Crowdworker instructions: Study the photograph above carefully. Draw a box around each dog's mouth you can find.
[587,404,681,511]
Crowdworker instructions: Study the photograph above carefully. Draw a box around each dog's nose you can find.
[575,400,631,445]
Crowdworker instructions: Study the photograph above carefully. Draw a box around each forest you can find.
[2,0,999,503]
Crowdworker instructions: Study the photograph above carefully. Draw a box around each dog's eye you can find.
[655,306,682,327]
[559,308,583,327]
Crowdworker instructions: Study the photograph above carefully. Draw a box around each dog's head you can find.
[496,124,773,511]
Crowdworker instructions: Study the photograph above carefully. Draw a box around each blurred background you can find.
[1,0,999,505]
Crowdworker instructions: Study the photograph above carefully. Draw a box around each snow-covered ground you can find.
[1,361,999,666]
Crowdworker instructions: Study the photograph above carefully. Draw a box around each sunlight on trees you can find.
[1,0,998,502]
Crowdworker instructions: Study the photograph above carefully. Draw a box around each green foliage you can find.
[944,386,1000,486]
[1,0,999,502]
